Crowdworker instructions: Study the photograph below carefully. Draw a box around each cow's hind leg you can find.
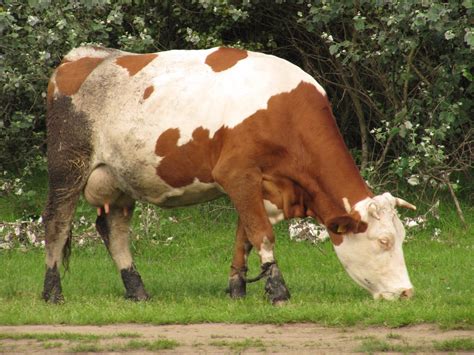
[95,204,149,301]
[42,96,92,303]
[228,218,253,298]
[42,193,80,303]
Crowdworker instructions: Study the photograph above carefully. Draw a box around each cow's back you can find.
[47,46,325,205]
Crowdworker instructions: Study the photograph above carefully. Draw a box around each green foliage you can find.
[1,1,472,197]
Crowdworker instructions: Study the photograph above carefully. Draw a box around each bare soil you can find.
[0,323,472,354]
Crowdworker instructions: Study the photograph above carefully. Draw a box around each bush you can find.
[1,0,472,201]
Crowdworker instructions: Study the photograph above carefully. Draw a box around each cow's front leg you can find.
[214,165,290,305]
[256,236,290,305]
[95,204,149,301]
[228,218,253,298]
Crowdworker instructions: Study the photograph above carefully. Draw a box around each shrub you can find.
[1,1,472,206]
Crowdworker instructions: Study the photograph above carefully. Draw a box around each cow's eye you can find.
[378,236,392,250]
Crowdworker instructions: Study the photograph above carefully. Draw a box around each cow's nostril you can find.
[400,288,414,299]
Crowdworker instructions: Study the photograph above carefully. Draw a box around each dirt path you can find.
[0,323,472,353]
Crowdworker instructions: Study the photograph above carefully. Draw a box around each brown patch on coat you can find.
[55,57,105,96]
[155,128,180,156]
[262,175,309,219]
[115,54,158,76]
[205,47,248,72]
[327,212,367,236]
[154,81,371,238]
[143,86,154,100]
[155,127,225,187]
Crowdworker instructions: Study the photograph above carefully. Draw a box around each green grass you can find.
[121,339,179,351]
[385,332,402,340]
[69,343,102,352]
[0,183,473,328]
[42,341,63,349]
[68,338,179,352]
[356,336,474,353]
[433,337,474,351]
[0,331,177,353]
[210,338,266,351]
[0,332,142,344]
[0,332,102,341]
[356,337,420,353]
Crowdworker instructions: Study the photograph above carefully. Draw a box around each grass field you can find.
[0,175,472,328]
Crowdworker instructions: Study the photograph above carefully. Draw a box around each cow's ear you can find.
[327,214,368,235]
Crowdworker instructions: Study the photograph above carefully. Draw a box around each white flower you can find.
[0,242,11,250]
[444,30,455,40]
[26,231,36,244]
[405,219,419,228]
[27,16,40,26]
[407,175,420,186]
[289,220,329,243]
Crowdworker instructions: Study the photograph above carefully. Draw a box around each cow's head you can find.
[327,192,415,300]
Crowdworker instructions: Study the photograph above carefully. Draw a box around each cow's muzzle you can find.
[374,287,414,300]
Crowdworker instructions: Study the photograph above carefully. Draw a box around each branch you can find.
[443,174,467,229]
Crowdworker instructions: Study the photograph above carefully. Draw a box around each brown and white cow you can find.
[43,46,415,304]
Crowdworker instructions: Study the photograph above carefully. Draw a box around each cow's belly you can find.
[84,164,283,224]
[156,181,225,207]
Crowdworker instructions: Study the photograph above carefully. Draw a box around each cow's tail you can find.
[62,230,73,273]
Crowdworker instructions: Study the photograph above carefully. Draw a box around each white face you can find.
[333,193,414,300]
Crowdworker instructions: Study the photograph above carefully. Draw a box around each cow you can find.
[42,46,416,304]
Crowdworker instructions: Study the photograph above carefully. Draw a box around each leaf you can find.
[464,28,474,49]
[462,0,473,9]
[329,44,339,55]
[353,16,365,31]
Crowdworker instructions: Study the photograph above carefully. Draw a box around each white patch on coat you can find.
[264,199,285,225]
[333,193,413,300]
[144,49,326,146]
[259,236,274,264]
[64,46,115,62]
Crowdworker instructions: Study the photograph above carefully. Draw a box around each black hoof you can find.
[121,265,150,301]
[125,289,150,301]
[264,263,290,305]
[228,273,247,299]
[42,265,64,304]
[43,292,65,304]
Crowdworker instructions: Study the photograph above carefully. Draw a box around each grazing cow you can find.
[43,46,415,304]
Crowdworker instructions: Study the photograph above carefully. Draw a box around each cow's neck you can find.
[282,105,372,225]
